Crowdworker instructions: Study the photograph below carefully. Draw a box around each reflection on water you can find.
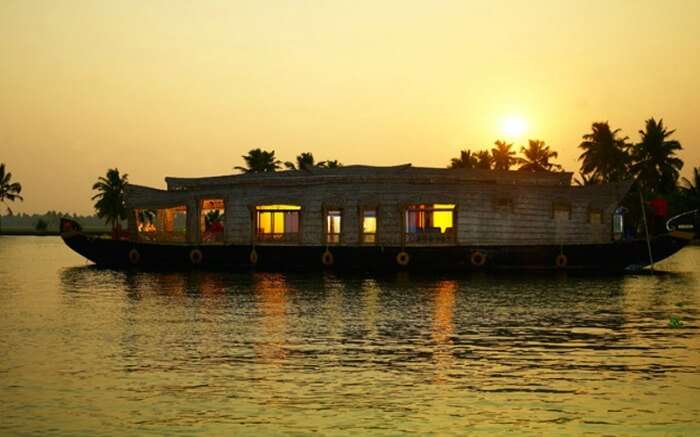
[1,236,699,434]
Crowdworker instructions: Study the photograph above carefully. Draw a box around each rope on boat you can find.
[639,190,654,273]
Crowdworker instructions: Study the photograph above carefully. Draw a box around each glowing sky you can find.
[1,0,699,214]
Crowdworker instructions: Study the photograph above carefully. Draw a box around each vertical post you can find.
[639,191,654,272]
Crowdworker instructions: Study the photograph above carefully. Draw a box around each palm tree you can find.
[475,150,493,169]
[574,172,597,186]
[680,167,699,197]
[680,166,700,210]
[517,140,562,172]
[234,148,282,173]
[0,163,24,233]
[319,159,342,168]
[491,140,516,171]
[448,149,478,169]
[578,122,630,183]
[285,152,316,170]
[92,168,128,237]
[629,118,683,195]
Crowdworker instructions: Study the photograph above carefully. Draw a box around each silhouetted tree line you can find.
[446,117,698,216]
[0,211,114,231]
[234,149,342,173]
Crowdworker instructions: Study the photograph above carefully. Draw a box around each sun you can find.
[501,116,527,140]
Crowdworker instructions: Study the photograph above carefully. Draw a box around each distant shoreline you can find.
[0,229,110,236]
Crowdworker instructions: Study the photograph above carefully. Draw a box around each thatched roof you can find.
[165,164,573,191]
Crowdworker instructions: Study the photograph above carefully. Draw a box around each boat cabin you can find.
[124,164,632,248]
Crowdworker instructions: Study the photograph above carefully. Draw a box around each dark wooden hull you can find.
[60,221,692,273]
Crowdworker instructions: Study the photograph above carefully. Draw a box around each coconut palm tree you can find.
[517,140,562,172]
[92,168,128,237]
[234,148,282,173]
[680,167,699,196]
[680,166,700,210]
[475,150,493,169]
[574,172,597,186]
[285,153,343,170]
[448,149,478,169]
[0,163,23,233]
[319,159,342,168]
[578,122,630,183]
[491,140,516,171]
[284,152,316,170]
[629,118,683,195]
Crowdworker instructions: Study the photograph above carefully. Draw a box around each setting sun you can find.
[501,116,528,140]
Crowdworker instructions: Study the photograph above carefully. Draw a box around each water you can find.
[1,236,699,435]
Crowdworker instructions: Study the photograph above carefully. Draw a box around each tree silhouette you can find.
[234,148,282,173]
[574,172,597,186]
[491,140,516,170]
[517,140,562,172]
[285,153,342,170]
[680,166,699,210]
[629,118,683,195]
[285,152,316,170]
[0,163,24,233]
[475,150,493,169]
[92,168,128,237]
[578,122,630,183]
[681,167,699,197]
[320,160,342,168]
[448,149,478,169]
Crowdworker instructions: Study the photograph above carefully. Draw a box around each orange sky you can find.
[1,0,698,214]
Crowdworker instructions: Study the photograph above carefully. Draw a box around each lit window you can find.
[362,209,377,243]
[200,199,225,243]
[589,209,602,225]
[256,205,301,242]
[405,204,456,243]
[136,206,187,242]
[325,209,342,244]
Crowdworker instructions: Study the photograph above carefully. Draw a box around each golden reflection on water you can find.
[252,273,289,364]
[432,280,456,384]
[4,239,700,434]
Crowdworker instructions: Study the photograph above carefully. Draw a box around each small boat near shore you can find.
[60,165,696,272]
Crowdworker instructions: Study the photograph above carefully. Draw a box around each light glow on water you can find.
[1,236,699,434]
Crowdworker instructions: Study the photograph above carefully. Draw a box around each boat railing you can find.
[405,228,456,244]
[256,232,301,243]
[666,209,699,235]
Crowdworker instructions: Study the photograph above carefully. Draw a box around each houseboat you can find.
[60,165,696,272]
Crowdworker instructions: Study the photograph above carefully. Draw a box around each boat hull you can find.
[60,221,692,273]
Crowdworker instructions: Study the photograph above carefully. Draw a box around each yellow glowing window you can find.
[256,205,301,238]
[589,209,602,225]
[362,209,377,243]
[405,204,455,234]
[256,204,301,211]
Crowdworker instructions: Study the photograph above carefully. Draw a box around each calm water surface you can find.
[1,236,699,435]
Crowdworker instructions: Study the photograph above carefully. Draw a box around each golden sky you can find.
[1,0,698,214]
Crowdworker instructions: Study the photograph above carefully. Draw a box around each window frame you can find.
[359,205,378,245]
[252,204,303,244]
[587,207,603,225]
[402,203,457,245]
[551,201,572,222]
[197,197,226,245]
[134,204,189,243]
[323,206,343,245]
